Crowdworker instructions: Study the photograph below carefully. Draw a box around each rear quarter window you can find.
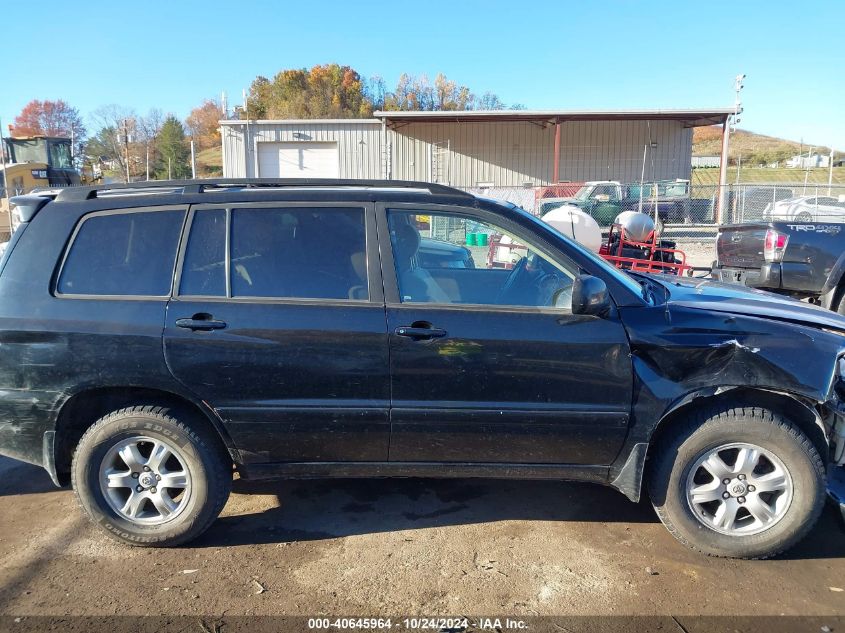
[57,209,185,297]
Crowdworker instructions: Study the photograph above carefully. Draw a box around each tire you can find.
[71,405,232,547]
[795,211,813,222]
[648,403,826,559]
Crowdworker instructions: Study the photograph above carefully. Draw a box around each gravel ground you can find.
[0,455,844,625]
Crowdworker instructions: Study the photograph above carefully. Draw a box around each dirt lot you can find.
[1,455,844,627]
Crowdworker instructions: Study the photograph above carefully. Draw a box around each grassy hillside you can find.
[692,166,845,186]
[692,126,837,166]
[196,146,222,177]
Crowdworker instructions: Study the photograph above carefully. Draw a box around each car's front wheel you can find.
[649,403,826,559]
[72,405,232,546]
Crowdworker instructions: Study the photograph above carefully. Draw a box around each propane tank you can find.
[614,210,655,242]
[541,205,602,253]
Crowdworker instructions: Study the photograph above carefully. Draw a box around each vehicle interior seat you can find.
[348,250,368,299]
[392,223,451,303]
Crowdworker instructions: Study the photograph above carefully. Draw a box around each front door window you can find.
[387,211,577,310]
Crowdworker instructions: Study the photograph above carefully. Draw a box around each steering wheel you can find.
[537,271,570,307]
[497,256,573,307]
[495,257,530,305]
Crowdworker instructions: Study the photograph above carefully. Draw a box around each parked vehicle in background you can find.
[417,237,475,269]
[538,179,691,225]
[714,219,845,312]
[0,178,842,560]
[733,186,795,222]
[765,195,845,222]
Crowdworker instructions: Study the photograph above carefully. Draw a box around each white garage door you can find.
[257,142,339,178]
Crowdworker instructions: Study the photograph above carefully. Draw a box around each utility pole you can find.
[0,117,13,234]
[122,119,131,183]
[190,140,196,179]
[830,149,835,196]
[717,74,745,223]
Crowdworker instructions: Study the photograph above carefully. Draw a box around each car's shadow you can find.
[0,457,58,497]
[193,476,845,560]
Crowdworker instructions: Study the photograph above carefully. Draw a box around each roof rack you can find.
[54,178,473,202]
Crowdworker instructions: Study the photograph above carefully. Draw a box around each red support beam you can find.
[553,120,561,184]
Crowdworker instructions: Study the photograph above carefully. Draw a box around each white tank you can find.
[541,205,602,253]
[614,210,655,242]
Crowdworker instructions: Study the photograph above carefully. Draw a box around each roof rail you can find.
[54,178,473,202]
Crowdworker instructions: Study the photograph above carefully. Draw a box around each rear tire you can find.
[71,405,232,547]
[648,403,825,559]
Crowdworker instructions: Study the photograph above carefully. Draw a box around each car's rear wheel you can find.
[795,210,813,222]
[648,403,826,559]
[72,405,231,546]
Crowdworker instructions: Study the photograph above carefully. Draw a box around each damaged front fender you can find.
[608,302,845,501]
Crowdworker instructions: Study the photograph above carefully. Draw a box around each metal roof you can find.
[218,109,733,129]
[219,119,381,125]
[374,108,734,128]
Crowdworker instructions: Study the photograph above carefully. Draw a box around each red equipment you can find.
[600,222,690,275]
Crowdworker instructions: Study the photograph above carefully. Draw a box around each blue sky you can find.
[3,0,844,148]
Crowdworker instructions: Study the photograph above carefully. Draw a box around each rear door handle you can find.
[175,314,227,331]
[394,326,447,340]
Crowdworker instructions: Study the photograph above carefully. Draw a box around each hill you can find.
[692,126,837,166]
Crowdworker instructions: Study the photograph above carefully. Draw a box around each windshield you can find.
[49,141,73,169]
[6,139,47,164]
[503,202,647,302]
[573,186,592,201]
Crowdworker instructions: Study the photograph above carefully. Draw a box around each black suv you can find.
[1,179,843,558]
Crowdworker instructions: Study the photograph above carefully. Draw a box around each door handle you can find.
[175,313,227,331]
[395,325,447,340]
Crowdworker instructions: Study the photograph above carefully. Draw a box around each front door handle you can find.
[395,325,447,340]
[175,313,227,331]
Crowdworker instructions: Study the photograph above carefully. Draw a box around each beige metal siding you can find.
[391,121,554,187]
[222,122,382,179]
[391,120,691,187]
[222,118,693,185]
[557,120,692,183]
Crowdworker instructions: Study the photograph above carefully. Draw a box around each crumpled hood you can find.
[651,275,845,332]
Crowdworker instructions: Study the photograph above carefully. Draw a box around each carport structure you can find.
[374,108,733,187]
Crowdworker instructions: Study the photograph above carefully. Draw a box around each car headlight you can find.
[31,169,48,180]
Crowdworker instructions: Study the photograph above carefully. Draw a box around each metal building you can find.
[221,109,732,186]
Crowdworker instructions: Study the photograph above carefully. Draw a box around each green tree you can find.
[155,115,190,179]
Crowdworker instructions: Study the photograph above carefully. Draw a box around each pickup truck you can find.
[714,220,845,312]
[538,179,691,225]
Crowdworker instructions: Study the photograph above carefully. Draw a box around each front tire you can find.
[72,405,232,547]
[648,403,826,559]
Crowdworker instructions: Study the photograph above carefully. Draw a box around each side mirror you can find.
[571,274,610,317]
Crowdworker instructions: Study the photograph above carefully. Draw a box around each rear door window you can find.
[178,206,368,301]
[58,209,185,297]
[179,209,227,296]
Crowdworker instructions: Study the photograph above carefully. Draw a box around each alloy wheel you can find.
[685,442,793,536]
[98,436,193,525]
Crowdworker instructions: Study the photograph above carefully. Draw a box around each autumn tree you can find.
[186,99,223,150]
[244,64,372,119]
[243,65,517,119]
[12,99,86,139]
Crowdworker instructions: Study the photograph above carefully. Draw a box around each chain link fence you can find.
[468,182,845,269]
